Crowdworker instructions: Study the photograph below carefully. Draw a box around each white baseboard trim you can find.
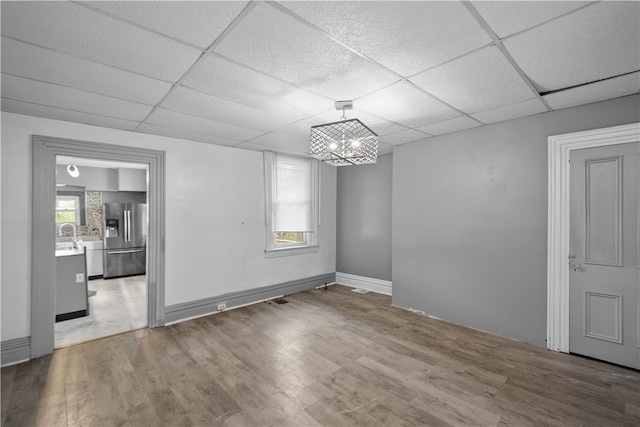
[335,272,392,296]
[165,273,336,324]
[1,336,31,367]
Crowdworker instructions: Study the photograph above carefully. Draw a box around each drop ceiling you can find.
[2,1,639,157]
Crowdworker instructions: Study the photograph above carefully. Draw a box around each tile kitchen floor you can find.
[54,275,147,348]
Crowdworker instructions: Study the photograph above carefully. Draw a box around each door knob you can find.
[568,253,579,271]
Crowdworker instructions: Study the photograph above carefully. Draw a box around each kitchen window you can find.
[264,151,319,257]
[55,195,80,225]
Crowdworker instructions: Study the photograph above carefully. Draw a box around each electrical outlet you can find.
[217,303,226,311]
[76,273,85,283]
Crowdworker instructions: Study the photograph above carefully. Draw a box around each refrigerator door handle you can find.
[126,210,131,242]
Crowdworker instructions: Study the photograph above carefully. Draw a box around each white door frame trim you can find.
[547,122,640,352]
[31,135,166,358]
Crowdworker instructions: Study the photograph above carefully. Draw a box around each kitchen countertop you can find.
[55,248,85,257]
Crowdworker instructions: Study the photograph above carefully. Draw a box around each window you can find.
[264,152,319,257]
[55,195,80,224]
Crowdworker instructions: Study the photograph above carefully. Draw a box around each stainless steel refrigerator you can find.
[103,203,147,279]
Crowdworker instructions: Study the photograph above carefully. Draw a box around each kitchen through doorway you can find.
[54,156,149,348]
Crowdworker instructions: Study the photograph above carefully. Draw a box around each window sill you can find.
[265,245,319,258]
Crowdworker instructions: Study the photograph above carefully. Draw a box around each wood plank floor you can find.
[2,285,639,426]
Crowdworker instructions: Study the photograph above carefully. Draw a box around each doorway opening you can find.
[32,135,165,359]
[54,156,149,348]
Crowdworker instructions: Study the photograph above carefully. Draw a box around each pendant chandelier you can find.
[309,101,378,166]
[66,164,80,177]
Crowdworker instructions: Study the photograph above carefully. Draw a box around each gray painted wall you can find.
[392,94,640,347]
[337,153,392,281]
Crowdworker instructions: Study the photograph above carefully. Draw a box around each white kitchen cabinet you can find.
[84,240,104,278]
[118,168,147,192]
[56,164,118,191]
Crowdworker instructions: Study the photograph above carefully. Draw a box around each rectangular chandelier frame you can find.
[309,118,379,166]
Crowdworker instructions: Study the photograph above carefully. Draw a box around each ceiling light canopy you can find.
[66,164,80,178]
[309,101,378,166]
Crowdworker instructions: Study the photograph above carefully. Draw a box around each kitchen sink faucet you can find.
[59,223,81,248]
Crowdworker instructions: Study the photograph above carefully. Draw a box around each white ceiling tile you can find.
[364,121,413,138]
[504,2,640,92]
[377,142,394,156]
[232,141,270,153]
[239,136,390,157]
[234,141,309,157]
[471,98,548,124]
[83,1,250,49]
[357,81,460,128]
[417,116,482,136]
[0,0,636,154]
[245,121,312,154]
[183,55,332,119]
[213,2,399,100]
[302,108,407,137]
[1,38,172,105]
[544,72,640,110]
[410,46,536,114]
[1,2,201,81]
[145,108,263,142]
[380,129,431,146]
[303,108,422,145]
[1,98,139,131]
[137,123,238,147]
[163,86,298,132]
[282,1,491,76]
[302,109,360,127]
[2,74,152,121]
[472,1,589,38]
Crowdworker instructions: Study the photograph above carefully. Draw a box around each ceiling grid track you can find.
[270,0,484,127]
[539,70,640,96]
[0,95,141,125]
[0,34,176,85]
[132,1,259,132]
[462,1,552,112]
[0,71,157,108]
[72,1,208,52]
[2,1,637,152]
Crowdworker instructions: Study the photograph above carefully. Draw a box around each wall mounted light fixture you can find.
[66,164,80,178]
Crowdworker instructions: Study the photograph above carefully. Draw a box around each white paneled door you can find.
[569,142,640,369]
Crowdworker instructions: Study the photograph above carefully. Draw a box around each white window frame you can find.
[264,151,319,258]
[55,195,80,225]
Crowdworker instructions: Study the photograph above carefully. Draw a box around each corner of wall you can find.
[335,272,392,295]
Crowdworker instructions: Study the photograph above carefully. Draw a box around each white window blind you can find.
[264,151,319,256]
[273,154,313,232]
